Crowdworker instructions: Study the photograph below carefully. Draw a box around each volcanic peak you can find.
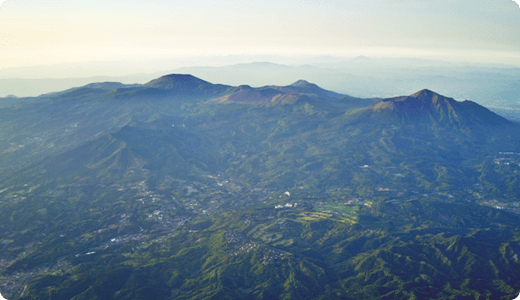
[368,89,511,127]
[144,74,213,90]
[286,80,343,99]
[374,89,455,111]
[410,89,439,98]
[290,80,313,87]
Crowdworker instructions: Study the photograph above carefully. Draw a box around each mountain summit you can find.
[290,79,312,86]
[144,74,214,90]
[286,79,343,99]
[368,89,510,127]
[141,74,232,98]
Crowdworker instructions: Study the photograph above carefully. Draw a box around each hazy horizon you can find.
[1,0,519,80]
[1,0,519,106]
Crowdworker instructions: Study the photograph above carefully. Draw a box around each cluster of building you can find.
[231,242,259,256]
[262,248,287,265]
[225,231,247,244]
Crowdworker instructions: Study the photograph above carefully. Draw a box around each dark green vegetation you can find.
[1,74,520,299]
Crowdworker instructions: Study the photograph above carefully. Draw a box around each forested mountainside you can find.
[1,74,519,299]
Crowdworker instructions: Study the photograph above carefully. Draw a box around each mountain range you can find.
[2,58,520,110]
[0,74,519,299]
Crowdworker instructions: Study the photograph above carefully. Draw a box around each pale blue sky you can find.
[0,0,519,76]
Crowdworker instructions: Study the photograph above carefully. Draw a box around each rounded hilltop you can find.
[144,74,213,90]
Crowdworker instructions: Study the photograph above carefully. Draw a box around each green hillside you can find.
[9,202,520,300]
